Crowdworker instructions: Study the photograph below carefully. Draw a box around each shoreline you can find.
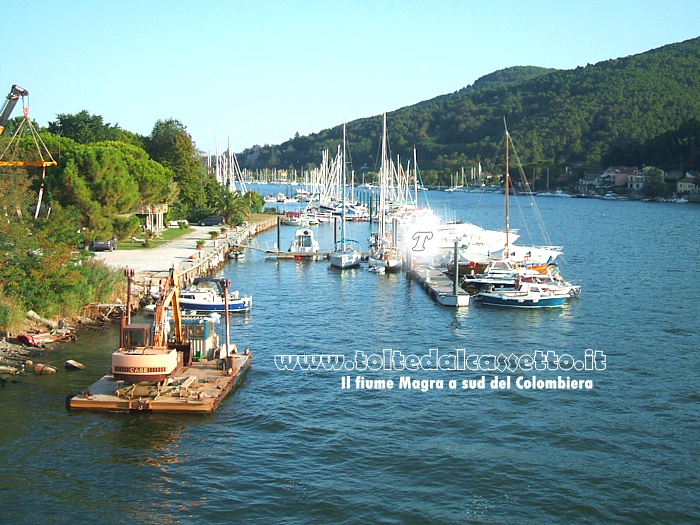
[0,215,279,375]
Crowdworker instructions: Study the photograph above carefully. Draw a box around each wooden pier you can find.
[69,352,251,413]
[410,265,471,307]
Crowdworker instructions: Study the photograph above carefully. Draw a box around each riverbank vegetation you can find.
[0,115,264,331]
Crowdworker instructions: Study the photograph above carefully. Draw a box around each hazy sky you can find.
[4,0,699,152]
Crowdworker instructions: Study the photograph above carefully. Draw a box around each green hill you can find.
[238,36,700,183]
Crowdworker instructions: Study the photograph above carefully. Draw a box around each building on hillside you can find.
[576,173,603,196]
[600,166,638,188]
[677,177,698,194]
[627,172,647,191]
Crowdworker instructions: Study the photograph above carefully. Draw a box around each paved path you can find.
[92,226,227,275]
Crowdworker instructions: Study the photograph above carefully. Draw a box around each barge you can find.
[69,269,251,413]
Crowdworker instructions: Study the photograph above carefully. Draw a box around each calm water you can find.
[2,188,699,524]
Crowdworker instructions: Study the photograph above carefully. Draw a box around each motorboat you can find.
[178,277,252,313]
[476,282,570,308]
[289,228,319,253]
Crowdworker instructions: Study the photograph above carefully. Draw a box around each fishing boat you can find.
[329,124,362,270]
[476,282,569,308]
[178,277,252,313]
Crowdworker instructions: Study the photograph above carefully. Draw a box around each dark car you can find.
[90,237,117,252]
[199,215,224,226]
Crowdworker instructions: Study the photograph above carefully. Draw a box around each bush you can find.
[0,292,25,333]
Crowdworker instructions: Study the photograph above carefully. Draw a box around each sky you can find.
[3,0,699,154]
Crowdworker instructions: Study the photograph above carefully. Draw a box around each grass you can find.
[117,227,195,250]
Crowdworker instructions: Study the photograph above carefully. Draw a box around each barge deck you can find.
[69,352,251,413]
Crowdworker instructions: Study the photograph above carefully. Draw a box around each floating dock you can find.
[410,265,471,307]
[265,250,329,260]
[69,352,251,413]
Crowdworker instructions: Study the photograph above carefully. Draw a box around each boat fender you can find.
[65,394,76,410]
[469,261,477,269]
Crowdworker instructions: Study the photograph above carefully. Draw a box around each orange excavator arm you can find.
[152,268,184,347]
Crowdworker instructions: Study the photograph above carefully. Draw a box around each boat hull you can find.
[329,252,362,269]
[477,291,568,308]
[178,297,252,312]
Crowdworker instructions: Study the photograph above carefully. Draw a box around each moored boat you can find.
[178,277,252,313]
[329,124,363,270]
[476,283,570,308]
[69,268,252,413]
[289,228,320,253]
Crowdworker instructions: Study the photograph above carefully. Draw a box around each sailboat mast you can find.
[413,147,418,205]
[341,123,347,245]
[504,120,510,258]
[378,114,387,237]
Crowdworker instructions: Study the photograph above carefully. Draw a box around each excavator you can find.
[112,268,192,386]
[0,84,29,136]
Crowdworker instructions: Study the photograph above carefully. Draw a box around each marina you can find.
[2,189,699,524]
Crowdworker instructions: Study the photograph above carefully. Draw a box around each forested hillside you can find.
[238,37,700,184]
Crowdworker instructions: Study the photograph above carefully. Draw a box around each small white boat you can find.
[154,277,252,313]
[329,240,362,269]
[289,228,320,253]
[179,278,252,313]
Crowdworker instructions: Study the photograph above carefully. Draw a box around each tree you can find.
[48,110,122,144]
[145,119,201,207]
[45,140,141,239]
[211,188,250,225]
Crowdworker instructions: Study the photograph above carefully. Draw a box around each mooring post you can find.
[453,240,459,295]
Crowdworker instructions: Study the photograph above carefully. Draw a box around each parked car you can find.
[90,237,117,252]
[199,216,224,226]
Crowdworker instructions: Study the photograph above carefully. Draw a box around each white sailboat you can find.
[329,124,362,270]
[368,114,403,273]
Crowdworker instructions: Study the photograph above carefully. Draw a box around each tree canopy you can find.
[236,37,700,184]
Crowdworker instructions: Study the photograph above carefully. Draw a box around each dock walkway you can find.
[410,264,471,307]
[93,218,278,290]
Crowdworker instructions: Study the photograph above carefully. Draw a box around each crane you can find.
[0,84,29,136]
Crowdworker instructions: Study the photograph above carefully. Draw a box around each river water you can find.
[2,188,699,524]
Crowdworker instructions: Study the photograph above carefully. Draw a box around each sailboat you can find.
[476,120,575,308]
[368,114,403,273]
[329,124,362,270]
